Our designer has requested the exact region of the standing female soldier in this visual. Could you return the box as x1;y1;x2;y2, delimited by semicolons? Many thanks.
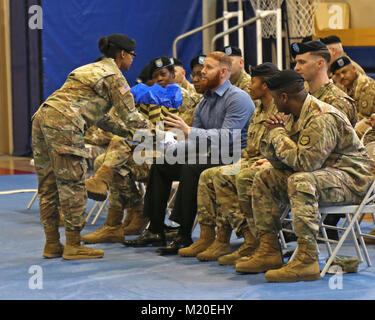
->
32;33;154;260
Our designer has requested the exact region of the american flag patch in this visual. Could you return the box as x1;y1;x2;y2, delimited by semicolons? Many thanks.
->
119;84;130;95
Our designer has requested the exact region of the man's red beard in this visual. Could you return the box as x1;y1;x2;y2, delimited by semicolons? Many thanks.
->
200;70;221;91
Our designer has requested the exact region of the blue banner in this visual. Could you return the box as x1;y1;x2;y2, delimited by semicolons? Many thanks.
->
42;0;202;99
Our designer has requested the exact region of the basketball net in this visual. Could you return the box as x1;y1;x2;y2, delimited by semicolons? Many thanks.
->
249;0;321;39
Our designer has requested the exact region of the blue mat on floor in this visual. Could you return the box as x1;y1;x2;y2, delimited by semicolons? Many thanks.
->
1;174;375;300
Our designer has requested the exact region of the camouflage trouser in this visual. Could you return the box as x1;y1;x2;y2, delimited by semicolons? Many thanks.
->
197;159;259;237
354;118;371;140
85;144;107;171
228;160;272;237
93;136;151;211
31;106;88;231
252;166;364;242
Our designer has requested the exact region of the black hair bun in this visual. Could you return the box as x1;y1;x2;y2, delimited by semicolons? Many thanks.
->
98;37;110;55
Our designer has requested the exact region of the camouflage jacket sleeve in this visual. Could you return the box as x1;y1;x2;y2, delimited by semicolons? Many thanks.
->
93;74;155;137
355;76;375;119
178;88;202;127
261;115;338;172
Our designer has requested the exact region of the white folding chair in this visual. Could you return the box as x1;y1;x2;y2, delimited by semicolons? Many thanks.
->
85;196;109;224
280;180;375;278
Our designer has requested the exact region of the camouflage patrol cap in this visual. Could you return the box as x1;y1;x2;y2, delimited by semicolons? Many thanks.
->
148;56;174;77
330;56;352;74
265;69;304;90
326;255;360;273
321;35;341;45
290;40;328;58
190;55;206;69
222;46;242;57
250;62;280;77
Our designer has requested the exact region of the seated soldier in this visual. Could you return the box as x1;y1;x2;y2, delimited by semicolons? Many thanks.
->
221;46;252;97
321;35;365;87
178;62;282;262
358;114;375;245
136;62;154;86
172;57;196;94
82;56;202;243
330;56;375;138
291;40;357;127
234;70;375;282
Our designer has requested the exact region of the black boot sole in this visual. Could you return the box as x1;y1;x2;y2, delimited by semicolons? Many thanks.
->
87;191;107;202
123;240;166;247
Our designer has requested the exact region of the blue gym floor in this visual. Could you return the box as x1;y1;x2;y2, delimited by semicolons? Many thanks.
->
1;174;375;300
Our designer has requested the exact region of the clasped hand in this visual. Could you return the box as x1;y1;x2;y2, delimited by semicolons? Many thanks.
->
265;113;287;131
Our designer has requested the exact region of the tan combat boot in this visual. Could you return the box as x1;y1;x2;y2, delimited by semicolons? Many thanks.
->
43;227;64;258
58;207;64;227
63;230;104;260
265;239;320;282
123;205;149;235
122;208;136;230
218;230;258;266
85;165;113;201
235;232;283;273
178;224;216;257
196;226;232;261
81;208;124;243
364;228;375;244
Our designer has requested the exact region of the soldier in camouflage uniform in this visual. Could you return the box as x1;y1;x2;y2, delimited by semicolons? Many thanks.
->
330;56;375;139
291;40;360;239
82;56;202;242
357;114;375;244
179;63;281;263
321;35;365;89
176;55;205;127
235;70;375;282
221;46;252;97
172;57;196;94
31;33;158;260
291;40;357;127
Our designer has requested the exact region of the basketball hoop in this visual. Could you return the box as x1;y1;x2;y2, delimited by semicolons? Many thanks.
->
249;0;284;39
285;0;321;39
249;0;320;39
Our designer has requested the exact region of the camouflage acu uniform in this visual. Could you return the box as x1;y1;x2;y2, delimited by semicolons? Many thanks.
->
252;95;375;242
84;125;114;169
31;58;154;231
92;85;201;210
344;74;375;121
311;81;357;127
197;101;282;237
233;70;252;97
93;136;150;211
178;87;202;126
181;78;196;95
331;56;366;90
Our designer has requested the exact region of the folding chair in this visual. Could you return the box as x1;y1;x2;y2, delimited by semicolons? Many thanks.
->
85;196;109;224
280;180;375;278
85;181;147;225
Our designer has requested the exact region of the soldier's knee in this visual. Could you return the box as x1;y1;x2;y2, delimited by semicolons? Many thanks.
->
199;167;217;185
253;166;274;185
287;172;316;197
